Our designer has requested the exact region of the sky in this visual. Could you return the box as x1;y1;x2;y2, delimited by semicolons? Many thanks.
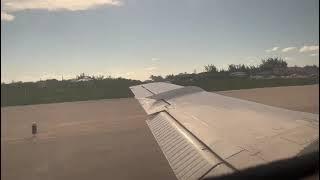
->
1;0;319;82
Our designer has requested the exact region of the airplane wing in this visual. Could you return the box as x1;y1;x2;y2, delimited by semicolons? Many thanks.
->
130;82;319;180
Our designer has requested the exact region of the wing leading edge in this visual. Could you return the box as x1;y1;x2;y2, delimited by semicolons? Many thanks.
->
130;82;319;179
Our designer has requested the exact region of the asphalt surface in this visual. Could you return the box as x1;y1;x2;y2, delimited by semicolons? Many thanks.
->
1;99;176;180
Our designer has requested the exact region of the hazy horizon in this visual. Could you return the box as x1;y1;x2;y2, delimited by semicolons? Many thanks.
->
1;0;319;82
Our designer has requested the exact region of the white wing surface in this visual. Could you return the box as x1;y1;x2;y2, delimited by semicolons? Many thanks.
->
130;82;319;179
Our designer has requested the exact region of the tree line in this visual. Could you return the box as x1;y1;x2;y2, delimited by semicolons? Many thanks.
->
149;57;318;81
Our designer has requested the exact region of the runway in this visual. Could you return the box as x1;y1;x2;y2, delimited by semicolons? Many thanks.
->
1;85;318;180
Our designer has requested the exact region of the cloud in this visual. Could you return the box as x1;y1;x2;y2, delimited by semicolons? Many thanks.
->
282;47;297;52
310;53;319;57
266;46;279;53
145;67;157;71
1;11;15;21
299;45;319;52
151;58;159;62
1;0;122;21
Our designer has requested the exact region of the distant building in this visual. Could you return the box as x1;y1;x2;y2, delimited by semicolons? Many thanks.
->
229;72;248;77
38;81;47;88
70;77;93;82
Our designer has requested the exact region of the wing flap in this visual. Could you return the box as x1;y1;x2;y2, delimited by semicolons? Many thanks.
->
147;112;227;179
